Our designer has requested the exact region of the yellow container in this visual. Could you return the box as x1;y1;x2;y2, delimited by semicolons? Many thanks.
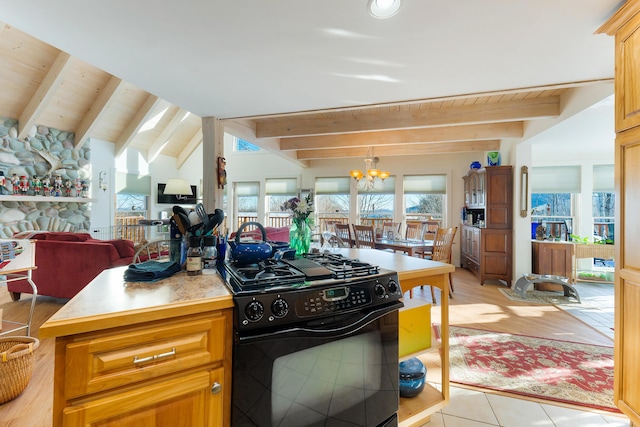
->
398;300;431;357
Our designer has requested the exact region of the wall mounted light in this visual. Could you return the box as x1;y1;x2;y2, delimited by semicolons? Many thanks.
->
98;171;107;192
520;166;529;218
163;178;193;201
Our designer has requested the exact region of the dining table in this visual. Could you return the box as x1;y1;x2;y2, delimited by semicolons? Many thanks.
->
374;238;434;257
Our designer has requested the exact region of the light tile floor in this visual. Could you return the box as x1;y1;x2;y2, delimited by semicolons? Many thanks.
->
422;281;630;426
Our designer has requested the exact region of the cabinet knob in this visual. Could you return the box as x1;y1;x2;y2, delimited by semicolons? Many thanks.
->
211;382;222;394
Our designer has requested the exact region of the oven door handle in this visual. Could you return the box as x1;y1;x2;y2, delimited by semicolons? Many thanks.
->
237;301;403;343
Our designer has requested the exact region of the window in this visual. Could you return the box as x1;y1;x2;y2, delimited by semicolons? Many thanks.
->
403;175;446;223
234;182;259;229
530;166;580;240
593;165;615;242
265;178;297;228
315;177;350;231
235;138;260;152
358;176;395;229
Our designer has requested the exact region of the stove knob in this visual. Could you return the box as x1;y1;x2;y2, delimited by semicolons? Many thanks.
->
387;280;399;294
374;283;386;298
271;298;289;318
245;300;264;322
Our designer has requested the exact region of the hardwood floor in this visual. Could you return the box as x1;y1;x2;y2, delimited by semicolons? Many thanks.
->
0;287;66;427
0;268;614;426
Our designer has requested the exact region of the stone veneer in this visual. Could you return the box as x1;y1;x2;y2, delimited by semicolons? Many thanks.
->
0;117;92;238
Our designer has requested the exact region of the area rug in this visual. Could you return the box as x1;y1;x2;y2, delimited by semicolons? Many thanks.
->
448;326;619;413
498;287;581;305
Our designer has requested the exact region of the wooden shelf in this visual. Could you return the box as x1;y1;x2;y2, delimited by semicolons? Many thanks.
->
399;383;447;426
0;196;95;203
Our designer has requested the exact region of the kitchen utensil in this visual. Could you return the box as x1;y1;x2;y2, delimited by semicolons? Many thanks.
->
268;241;290;256
195;203;209;229
228;222;272;265
188;211;201;226
204;209;225;236
172;211;189;235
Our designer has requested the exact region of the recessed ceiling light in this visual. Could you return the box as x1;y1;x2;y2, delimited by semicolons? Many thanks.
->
368;0;401;19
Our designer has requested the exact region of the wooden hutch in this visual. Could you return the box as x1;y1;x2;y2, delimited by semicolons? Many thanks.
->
460;165;513;285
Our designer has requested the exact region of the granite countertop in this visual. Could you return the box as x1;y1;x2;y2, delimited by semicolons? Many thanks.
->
39;265;233;338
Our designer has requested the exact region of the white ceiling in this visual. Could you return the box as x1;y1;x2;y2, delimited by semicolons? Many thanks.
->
0;0;622;120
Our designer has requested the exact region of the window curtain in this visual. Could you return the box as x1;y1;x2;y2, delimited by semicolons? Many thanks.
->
315;177;351;194
593;165;614;192
265;178;297;195
235;182;259;196
531;166;581;193
357;176;396;194
115;172;151;195
403;175;446;194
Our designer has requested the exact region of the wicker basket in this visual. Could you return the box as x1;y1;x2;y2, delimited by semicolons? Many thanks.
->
0;336;39;404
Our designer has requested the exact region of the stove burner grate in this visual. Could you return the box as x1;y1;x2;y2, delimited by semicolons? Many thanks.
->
305;253;379;279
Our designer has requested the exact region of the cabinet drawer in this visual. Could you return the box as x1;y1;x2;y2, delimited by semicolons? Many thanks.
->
64;315;226;399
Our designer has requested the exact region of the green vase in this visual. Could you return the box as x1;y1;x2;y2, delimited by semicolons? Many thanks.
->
290;218;311;256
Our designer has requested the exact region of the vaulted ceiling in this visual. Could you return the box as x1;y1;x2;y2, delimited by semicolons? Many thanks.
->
0;1;619;168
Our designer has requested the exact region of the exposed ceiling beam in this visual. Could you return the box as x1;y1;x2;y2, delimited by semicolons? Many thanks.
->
177;128;203;169
17;51;73;140
256;97;560;138
115;94;161;157
280;122;523;151
75;75;124;149
148;107;188;161
297;140;501;159
223;118;311;167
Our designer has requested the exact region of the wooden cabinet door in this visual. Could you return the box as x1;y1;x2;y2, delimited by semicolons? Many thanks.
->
485;166;512;229
599;4;640;423
62;368;224;427
471;227;480;260
614;11;640;132
615;127;640;424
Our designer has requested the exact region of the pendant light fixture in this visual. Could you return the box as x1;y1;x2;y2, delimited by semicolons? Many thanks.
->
350;147;390;191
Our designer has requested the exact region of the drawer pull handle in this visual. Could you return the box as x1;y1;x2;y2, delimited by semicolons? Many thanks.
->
211;382;222;394
133;348;176;365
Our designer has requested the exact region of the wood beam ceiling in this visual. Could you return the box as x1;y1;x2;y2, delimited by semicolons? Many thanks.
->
296;140;501;160
280;122;523;151
17;51;73;140
255;96;560;138
115;94;161;157
75;75;124;149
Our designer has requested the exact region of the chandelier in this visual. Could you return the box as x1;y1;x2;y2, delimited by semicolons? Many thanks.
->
349;147;390;191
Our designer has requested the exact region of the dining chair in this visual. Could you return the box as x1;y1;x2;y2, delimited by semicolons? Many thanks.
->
414;226;457;304
422;220;440;240
405;222;425;241
352;224;376;249
382;221;401;239
334;223;354;247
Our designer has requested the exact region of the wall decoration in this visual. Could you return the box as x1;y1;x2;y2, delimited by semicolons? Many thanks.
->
217;156;227;189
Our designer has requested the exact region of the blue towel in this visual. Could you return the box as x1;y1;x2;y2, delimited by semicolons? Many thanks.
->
124;260;182;282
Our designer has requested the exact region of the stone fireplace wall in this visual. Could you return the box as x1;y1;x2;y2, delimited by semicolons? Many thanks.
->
0;117;92;238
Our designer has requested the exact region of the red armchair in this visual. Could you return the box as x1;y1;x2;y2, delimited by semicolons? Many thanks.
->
7;232;134;301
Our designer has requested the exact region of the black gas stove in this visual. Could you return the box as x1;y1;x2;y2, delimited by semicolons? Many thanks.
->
219;252;401;332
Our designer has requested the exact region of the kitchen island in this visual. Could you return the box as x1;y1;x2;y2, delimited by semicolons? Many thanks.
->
39;267;234;427
335;248;454;427
40;249;453;427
